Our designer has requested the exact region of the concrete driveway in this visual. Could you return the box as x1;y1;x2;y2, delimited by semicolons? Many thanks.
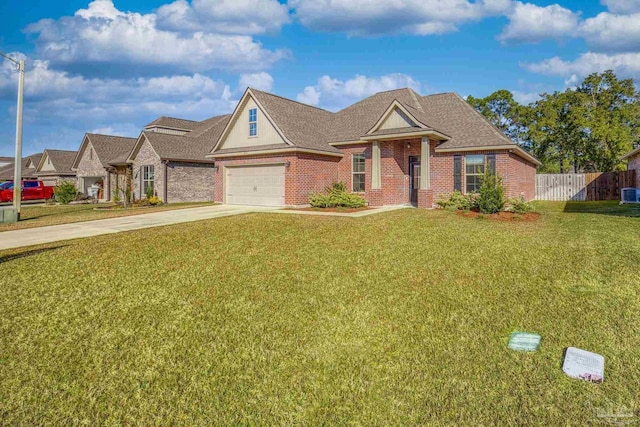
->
0;204;276;251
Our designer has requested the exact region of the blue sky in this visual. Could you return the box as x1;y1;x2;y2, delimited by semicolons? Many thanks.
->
0;0;639;156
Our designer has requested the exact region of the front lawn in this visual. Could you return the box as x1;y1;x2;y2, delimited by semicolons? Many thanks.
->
0;202;216;232
1;201;638;425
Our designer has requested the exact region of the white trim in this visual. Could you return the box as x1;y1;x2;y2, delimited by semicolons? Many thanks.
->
207;147;343;159
329;140;369;146
371;141;381;190
351;152;366;193
211;89;294;153
435;145;541;166
360;129;448;141
365;100;427;135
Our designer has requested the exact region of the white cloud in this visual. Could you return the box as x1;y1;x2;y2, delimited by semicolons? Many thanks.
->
497;1;580;44
601;0;640;14
289;0;511;36
25;0;289;75
156;0;290;35
238;72;274;92
579;12;640;52
296;73;422;110
522;52;640;78
297;86;321;105
0;54;244;156
511;90;541;104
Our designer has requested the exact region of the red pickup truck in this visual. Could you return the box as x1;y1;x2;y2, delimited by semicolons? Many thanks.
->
0;180;55;202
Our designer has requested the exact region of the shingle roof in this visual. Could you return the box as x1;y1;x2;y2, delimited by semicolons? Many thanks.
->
38;150;77;175
83;134;137;167
25;153;42;169
621;146;640;160
0;153;44;180
144;116;201;131
415;93;516;150
327;88;427;143
367;127;431;137
0;163;14;180
250;89;341;154
140;131;214;162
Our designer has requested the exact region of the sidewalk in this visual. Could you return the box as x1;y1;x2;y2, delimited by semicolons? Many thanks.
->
0;205;274;251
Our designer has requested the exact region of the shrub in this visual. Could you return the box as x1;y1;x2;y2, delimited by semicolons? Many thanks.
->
145;185;154;200
53;181;77;205
112;188;121;203
148;196;162;206
476;172;505;214
436;190;477;211
309;182;367;208
507;198;534;215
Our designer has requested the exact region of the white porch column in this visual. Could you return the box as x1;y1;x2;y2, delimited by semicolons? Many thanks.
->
372;140;381;190
420;137;430;189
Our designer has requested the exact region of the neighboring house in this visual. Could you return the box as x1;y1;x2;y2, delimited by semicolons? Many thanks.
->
621;147;640;188
35;149;77;186
0;153;42;181
205;88;539;208
143;116;202;135
71;133;137;201
126;115;230;202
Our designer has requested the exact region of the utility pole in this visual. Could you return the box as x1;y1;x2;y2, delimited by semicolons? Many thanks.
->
1;53;25;220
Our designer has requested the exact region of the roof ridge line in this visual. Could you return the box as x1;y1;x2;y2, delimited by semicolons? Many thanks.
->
251;88;334;114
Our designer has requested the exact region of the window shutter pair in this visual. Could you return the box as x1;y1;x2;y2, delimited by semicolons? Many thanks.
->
453;154;496;192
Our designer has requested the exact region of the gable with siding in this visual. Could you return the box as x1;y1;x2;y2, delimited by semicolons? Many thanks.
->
217;95;287;150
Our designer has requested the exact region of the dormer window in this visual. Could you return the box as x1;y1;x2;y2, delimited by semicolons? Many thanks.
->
249;108;257;137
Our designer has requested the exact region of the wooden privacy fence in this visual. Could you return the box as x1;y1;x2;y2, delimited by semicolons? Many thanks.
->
536;170;636;201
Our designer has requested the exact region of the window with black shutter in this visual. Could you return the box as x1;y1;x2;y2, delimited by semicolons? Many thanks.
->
453;155;462;192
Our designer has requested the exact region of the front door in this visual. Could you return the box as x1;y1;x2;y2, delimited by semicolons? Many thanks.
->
409;156;420;206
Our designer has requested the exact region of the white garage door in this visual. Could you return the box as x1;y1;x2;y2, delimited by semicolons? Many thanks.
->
226;164;285;206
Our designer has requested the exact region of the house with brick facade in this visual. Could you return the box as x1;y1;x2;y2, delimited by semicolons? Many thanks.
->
35;149;77;186
125;114;230;203
204;88;539;208
621;147;640;188
71;134;137;201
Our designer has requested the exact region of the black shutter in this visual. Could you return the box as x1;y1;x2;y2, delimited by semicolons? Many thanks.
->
453;155;462;192
486;154;496;175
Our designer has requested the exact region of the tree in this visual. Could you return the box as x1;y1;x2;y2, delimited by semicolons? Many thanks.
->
576;70;640;171
467;90;530;144
469;71;640;173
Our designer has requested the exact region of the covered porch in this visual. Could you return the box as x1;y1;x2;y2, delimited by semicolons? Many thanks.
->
362;130;446;208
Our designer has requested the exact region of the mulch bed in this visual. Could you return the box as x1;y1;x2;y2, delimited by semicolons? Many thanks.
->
288;207;372;213
456;210;540;222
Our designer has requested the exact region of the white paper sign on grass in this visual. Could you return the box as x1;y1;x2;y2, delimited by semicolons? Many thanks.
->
508;332;541;352
562;347;604;383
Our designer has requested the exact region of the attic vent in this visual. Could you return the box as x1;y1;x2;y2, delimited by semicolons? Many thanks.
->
621;188;640;204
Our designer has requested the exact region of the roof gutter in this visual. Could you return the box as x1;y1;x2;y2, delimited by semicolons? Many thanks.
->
621;146;640;161
206;147;343;159
360;129;449;142
435;144;542;166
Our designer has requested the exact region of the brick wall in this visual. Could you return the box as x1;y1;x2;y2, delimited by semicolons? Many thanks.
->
75;141;109;200
166;162;216;203
212;153;340;206
132;139;164;201
628;153;640;188
211;143;537;207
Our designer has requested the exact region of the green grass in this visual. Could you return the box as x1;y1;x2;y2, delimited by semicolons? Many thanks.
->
0;202;216;232
1;201;639;425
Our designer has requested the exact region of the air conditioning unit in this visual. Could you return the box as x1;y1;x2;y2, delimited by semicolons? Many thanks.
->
621;188;640;204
